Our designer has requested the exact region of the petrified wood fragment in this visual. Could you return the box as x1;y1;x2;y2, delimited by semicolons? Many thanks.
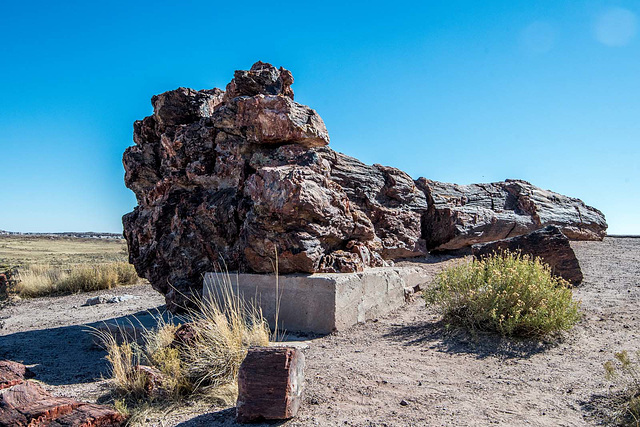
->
472;225;584;284
236;347;305;423
0;373;124;427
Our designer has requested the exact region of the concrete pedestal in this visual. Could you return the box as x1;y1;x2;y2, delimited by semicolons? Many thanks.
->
203;266;431;334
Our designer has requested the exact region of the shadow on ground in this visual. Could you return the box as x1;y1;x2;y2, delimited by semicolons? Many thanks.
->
578;391;623;426
0;306;170;386
175;408;287;427
383;319;554;360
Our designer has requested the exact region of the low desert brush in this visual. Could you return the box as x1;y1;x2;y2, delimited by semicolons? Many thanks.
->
14;262;138;297
424;251;581;338
94;274;270;415
605;350;640;426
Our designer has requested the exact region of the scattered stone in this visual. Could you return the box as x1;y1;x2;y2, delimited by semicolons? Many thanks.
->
122;61;607;310
471;225;584;284
400;399;409;406
236;346;305;423
84;294;137;306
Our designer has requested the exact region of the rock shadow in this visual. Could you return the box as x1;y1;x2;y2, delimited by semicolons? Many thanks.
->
383;319;554;360
175;408;287;426
578;391;626;426
0;306;171;386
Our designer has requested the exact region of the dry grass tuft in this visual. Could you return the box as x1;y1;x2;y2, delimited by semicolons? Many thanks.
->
425;251;581;338
14;262;139;297
605;350;640;426
93;272;270;423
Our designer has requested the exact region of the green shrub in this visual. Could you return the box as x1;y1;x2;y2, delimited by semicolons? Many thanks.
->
605;350;640;426
424;251;581;338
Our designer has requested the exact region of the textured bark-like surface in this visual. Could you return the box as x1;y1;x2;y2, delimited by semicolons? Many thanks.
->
472;225;584;284
0;361;34;390
417;178;607;251
122;61;607;310
236;346;305;423
0;380;124;427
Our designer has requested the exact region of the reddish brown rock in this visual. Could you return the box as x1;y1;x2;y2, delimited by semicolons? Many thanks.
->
0;360;34;390
0;378;124;426
132;365;166;399
0;382;78;426
46;403;126;426
236;347;305;423
170;323;197;349
472;225;584;284
122;61;607;310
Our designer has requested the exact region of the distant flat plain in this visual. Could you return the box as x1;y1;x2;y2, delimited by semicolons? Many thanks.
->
0;235;129;267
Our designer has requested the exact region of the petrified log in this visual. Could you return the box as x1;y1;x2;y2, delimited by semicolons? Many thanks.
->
122;61;607;310
0;377;124;426
236;347;305;423
417;179;607;251
472;225;583;284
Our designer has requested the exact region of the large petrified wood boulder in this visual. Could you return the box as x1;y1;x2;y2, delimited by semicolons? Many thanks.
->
472;225;583;284
122;61;607;309
236;347;305;423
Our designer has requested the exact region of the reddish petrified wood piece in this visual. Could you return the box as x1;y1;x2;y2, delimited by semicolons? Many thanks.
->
0;360;34;390
45;403;126;426
472;225;584;284
236;346;305;423
0;379;124;426
133;365;166;399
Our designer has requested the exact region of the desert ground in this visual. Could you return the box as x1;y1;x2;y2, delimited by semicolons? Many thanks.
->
0;236;638;426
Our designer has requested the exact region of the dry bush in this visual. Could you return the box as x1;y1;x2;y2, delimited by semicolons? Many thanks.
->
425;251;581;338
14;262;139;297
94;274;270;419
605;350;640;426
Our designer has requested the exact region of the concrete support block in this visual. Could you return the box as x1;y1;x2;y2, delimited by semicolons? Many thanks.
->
203;266;430;334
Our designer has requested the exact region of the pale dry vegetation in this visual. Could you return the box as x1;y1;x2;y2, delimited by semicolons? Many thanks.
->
14;262;139;297
0;235;140;298
93;275;270;421
605;350;640;426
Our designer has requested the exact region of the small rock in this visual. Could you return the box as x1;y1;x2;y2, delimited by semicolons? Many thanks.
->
400;400;409;406
84;294;137;306
134;365;167;399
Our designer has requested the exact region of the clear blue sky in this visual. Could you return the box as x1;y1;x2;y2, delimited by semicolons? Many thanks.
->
1;0;638;234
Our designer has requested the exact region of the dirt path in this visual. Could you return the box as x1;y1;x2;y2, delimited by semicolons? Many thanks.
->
1;238;638;426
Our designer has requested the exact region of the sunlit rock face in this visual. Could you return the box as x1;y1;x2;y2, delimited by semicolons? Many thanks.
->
123;61;607;310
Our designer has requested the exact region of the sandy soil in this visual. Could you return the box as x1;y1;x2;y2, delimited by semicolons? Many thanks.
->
1;237;638;426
